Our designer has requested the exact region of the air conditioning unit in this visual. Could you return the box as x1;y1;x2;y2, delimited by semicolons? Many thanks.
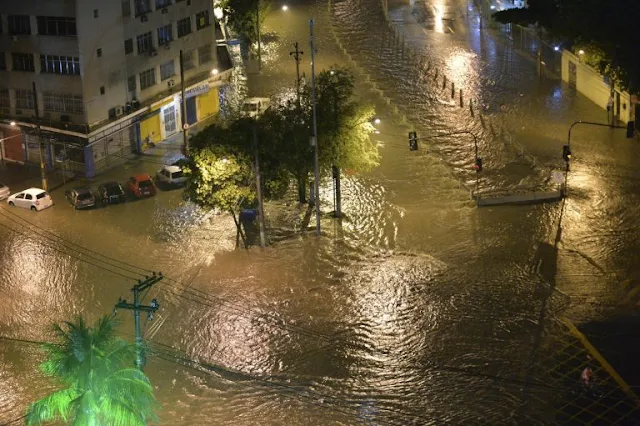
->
124;102;132;114
131;99;141;110
167;79;175;88
161;7;168;14
115;106;124;117
149;48;158;57
140;14;148;22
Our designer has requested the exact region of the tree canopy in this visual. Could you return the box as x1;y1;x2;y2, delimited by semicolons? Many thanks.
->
221;0;271;44
493;0;640;92
184;66;379;216
26;316;158;426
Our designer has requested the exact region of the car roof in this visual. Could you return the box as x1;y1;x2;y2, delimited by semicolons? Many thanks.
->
163;165;182;173
101;181;121;187
133;173;152;181
22;187;47;194
244;97;270;104
72;186;92;194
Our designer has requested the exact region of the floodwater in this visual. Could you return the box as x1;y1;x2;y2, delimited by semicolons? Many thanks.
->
2;0;640;424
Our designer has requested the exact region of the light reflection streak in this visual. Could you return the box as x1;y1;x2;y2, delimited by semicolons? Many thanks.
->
433;2;444;34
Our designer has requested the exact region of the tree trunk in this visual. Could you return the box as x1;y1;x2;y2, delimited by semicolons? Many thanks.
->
297;176;306;204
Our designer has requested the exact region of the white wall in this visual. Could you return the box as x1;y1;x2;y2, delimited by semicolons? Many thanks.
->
561;50;632;124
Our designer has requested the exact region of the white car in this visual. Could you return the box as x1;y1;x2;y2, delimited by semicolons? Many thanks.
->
155;165;187;186
0;182;9;200
242;97;270;118
7;187;53;211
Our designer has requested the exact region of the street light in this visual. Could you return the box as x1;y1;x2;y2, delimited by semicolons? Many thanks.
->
211;68;219;75
578;49;585;55
282;5;288;11
9;121;16;126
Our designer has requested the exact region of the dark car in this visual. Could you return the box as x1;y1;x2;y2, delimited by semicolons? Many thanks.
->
128;174;156;198
97;181;126;205
64;187;96;210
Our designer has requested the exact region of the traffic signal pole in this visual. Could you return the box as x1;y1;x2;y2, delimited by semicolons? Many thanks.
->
114;273;162;370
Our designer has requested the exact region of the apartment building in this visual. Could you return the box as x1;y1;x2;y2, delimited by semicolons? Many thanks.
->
0;0;231;177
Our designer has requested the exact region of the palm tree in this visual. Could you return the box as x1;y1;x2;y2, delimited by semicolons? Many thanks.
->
26;315;158;426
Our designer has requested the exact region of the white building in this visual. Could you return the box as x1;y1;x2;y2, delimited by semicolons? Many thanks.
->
0;0;231;176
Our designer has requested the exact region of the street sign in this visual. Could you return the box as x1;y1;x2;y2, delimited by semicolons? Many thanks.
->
227;39;241;46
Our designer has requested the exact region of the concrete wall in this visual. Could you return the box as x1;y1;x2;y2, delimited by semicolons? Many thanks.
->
561;50;633;124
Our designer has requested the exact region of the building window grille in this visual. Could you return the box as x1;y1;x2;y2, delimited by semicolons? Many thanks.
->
136;32;153;54
12;53;35;72
198;44;212;64
140;68;156;90
134;0;152;16
177;17;191;38
15;89;34;110
160;60;175;81
196;11;209;30
8;15;31;35
0;90;9;109
183;49;195;70
157;24;173;45
40;55;80;75
43;92;84;114
37;16;77;36
156;0;172;8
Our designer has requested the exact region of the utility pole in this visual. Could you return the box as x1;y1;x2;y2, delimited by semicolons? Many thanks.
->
290;42;304;108
32;82;48;191
310;19;321;236
114;273;162;370
252;123;266;247
256;0;261;70
179;50;189;156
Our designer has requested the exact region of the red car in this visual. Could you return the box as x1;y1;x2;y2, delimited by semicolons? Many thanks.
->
128;174;156;198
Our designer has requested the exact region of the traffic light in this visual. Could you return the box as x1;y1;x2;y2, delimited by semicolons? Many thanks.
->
627;121;635;138
409;131;418;151
562;145;571;162
474;157;483;172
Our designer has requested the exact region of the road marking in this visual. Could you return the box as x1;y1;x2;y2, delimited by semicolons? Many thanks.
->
562;317;640;407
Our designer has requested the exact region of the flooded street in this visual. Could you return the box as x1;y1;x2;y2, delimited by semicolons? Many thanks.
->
1;0;640;424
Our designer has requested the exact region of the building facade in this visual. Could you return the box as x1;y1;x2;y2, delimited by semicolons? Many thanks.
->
0;0;230;177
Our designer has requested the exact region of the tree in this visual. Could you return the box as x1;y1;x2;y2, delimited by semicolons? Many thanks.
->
222;0;271;45
26;316;158;426
493;0;640;93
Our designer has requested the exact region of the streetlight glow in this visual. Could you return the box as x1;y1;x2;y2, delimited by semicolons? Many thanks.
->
282;5;288;11
211;68;219;75
10;121;16;126
578;49;585;55
554;46;560;52
374;118;381;125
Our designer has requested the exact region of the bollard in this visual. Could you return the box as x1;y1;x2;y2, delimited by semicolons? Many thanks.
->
460;89;463;107
442;75;447;90
451;82;455;99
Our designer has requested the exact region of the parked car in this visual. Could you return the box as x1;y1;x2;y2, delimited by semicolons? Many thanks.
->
97;181;126;205
242;97;270;118
65;186;96;210
155;165;187;186
128;174;156;198
0;182;9;200
7;188;53;211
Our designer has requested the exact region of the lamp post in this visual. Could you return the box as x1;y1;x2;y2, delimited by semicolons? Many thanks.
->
256;1;261;70
310;19;320;236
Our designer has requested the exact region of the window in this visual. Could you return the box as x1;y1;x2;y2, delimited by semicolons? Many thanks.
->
8;15;31;35
36;17;77;36
160;60;174;80
12;53;35;72
156;0;171;8
177;17;191;38
157;24;172;45
40;55;80;75
136;32;153;54
122;0;131;17
196;11;209;30
0;53;5;71
96;48;102;57
0;90;9;109
134;0;152;16
94;9;99;18
140;68;156;90
15;89;34;109
100;86;105;95
128;75;137;92
198;44;212;64
124;38;133;54
42;92;84;114
183;49;195;70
